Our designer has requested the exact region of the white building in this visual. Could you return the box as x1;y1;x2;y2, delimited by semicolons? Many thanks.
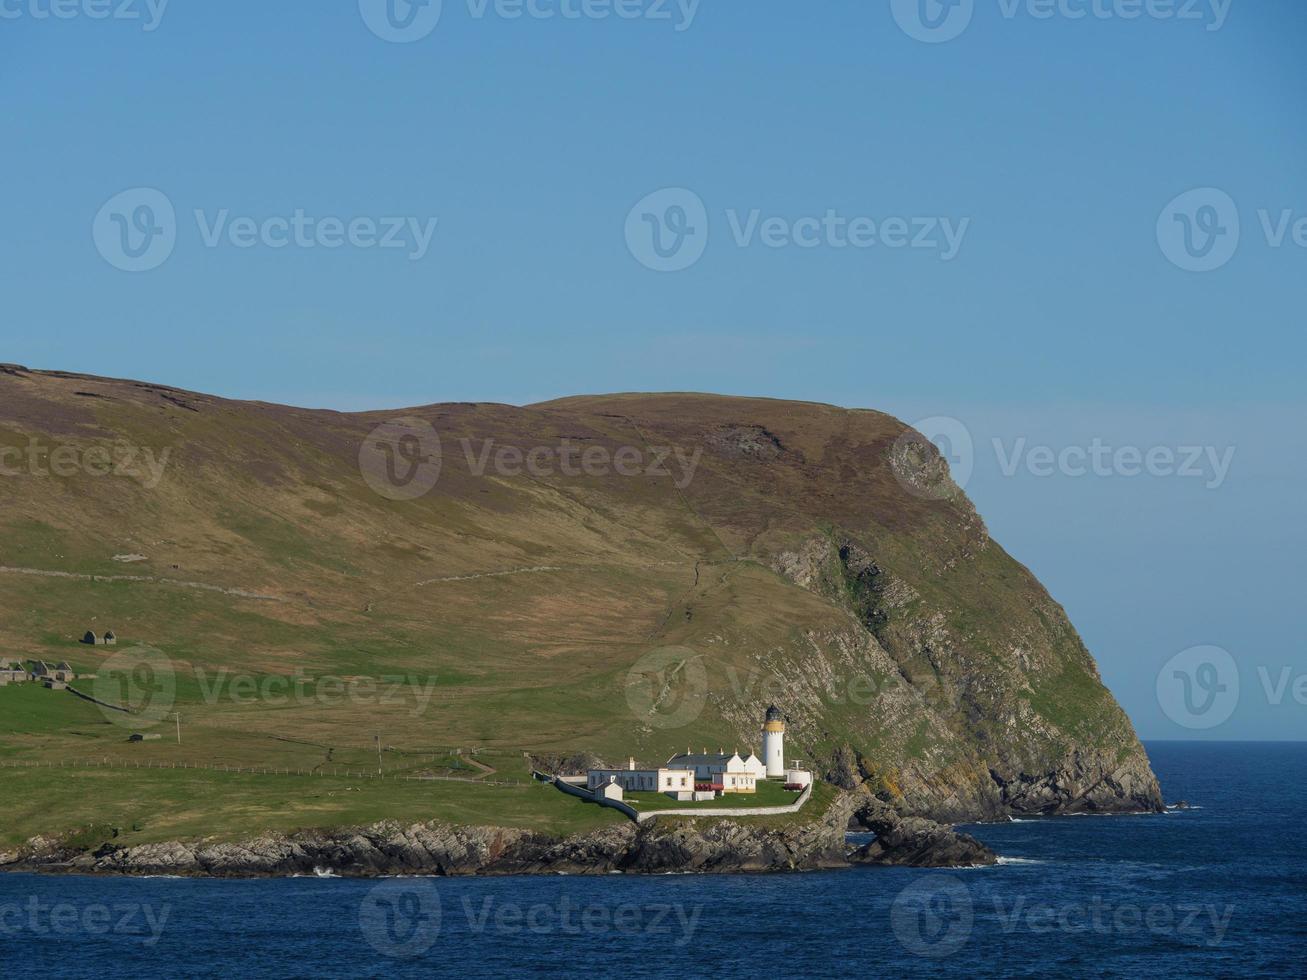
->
664;749;760;794
586;708;810;802
586;758;696;798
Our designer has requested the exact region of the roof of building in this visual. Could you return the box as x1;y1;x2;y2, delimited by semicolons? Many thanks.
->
765;704;784;722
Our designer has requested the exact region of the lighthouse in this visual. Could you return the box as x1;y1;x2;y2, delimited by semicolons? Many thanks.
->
762;704;785;778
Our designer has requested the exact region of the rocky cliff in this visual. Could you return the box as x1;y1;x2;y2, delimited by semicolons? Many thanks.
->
762;533;1162;820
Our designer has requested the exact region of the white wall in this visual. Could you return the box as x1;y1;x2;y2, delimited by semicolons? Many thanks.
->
764;730;784;777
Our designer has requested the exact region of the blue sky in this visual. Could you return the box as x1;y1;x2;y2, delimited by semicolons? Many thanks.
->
3;1;1304;739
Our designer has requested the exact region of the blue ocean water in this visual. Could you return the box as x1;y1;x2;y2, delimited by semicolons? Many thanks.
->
2;742;1303;979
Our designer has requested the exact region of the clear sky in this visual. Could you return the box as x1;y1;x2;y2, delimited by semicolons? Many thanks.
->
3;1;1304;739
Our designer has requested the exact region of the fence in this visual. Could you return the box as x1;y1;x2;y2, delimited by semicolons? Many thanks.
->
637;781;813;821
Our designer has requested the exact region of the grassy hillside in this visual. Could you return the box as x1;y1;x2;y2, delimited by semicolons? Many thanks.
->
0;366;1161;845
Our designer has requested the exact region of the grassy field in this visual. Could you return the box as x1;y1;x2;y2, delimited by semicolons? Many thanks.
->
0;683;534;779
0;683;585;849
643;781;840;830
0;766;622;850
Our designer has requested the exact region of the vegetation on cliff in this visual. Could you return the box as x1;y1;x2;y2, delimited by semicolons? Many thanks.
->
0;367;1161;854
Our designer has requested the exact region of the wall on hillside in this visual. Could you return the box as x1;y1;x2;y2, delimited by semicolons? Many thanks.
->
638;783;812;823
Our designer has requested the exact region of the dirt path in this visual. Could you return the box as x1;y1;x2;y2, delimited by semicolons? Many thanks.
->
0;564;284;602
413;559;686;588
455;750;497;779
413;565;565;586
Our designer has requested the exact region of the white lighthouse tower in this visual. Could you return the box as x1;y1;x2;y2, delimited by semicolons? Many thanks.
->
762;704;785;778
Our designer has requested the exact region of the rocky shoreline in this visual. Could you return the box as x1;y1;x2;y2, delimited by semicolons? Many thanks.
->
0;789;997;878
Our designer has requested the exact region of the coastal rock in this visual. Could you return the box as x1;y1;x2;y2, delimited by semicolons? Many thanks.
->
851;818;995;868
11;788;993;878
618;792;854;873
847;791;997;868
989;752;1162;815
63;817;845;878
2;835;79;868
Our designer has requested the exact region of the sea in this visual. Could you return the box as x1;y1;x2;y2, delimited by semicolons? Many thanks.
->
2;741;1303;978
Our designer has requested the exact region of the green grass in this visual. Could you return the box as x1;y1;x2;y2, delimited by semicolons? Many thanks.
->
904;717;932;760
0;766;622;850
623;777;806;812
0;685;611;850
0;685;526;780
0;682;109;735
649;781;839;830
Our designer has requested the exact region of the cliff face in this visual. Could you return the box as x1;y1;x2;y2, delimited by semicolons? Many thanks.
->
763;534;1162;820
0;370;1161;839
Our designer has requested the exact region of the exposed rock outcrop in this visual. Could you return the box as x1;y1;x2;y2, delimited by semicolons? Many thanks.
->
2;789;995;878
989;752;1162;815
850;818;995;868
767;533;1164;821
526;752;612;776
847;790;996;868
